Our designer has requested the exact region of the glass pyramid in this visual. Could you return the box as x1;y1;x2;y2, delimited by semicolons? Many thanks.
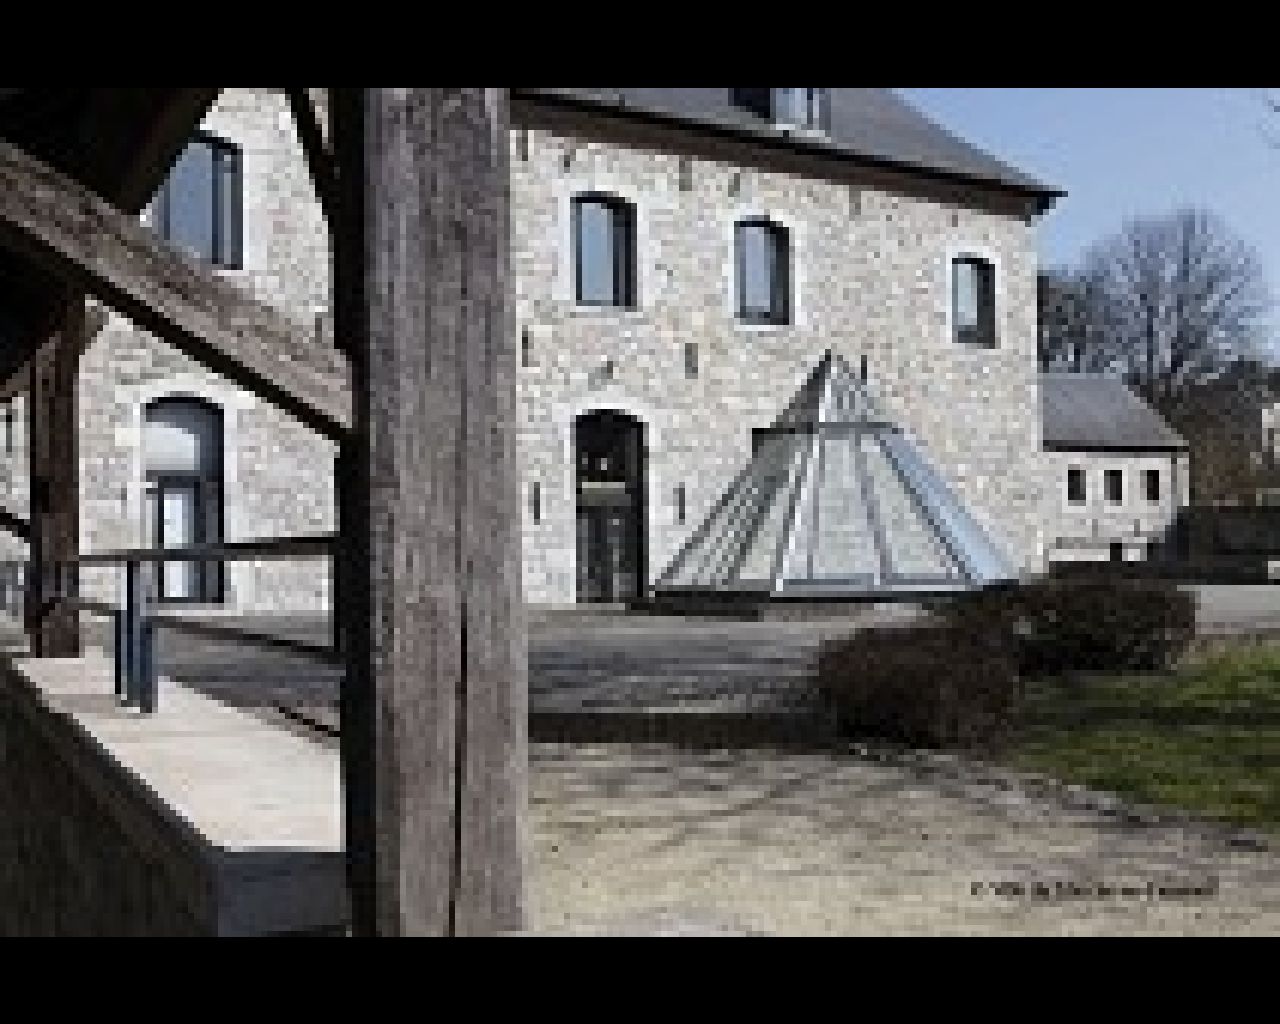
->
654;349;1016;599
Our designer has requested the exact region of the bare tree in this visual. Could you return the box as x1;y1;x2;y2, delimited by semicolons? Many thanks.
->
1037;266;1122;373
1074;208;1271;402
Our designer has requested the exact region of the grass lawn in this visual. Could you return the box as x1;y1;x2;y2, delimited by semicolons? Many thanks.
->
1007;645;1280;833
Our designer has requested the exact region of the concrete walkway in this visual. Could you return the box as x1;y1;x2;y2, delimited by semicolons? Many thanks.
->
529;743;1280;936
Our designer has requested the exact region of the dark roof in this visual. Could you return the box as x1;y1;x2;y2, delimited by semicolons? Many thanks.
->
516;88;1062;208
1041;373;1187;452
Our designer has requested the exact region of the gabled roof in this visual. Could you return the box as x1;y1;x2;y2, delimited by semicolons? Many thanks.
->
1041;373;1188;452
516;88;1062;209
654;350;1017;600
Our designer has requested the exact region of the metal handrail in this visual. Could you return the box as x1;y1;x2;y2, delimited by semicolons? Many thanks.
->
2;535;336;714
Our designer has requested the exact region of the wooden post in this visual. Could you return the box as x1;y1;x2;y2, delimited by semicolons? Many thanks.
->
333;88;526;936
25;295;82;657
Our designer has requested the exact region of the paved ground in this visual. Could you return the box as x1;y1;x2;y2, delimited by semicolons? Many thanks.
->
7;606;1280;935
529;743;1280;935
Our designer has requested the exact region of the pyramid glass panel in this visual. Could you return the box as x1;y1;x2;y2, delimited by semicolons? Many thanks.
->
654;349;1016;600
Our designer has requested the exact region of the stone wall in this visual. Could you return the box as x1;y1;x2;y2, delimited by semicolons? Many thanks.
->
512;124;1047;603
0;668;208;934
0;656;346;936
0;89;1051;611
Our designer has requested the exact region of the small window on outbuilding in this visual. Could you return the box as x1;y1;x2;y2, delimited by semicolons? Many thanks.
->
1143;468;1161;502
1104;468;1123;505
1067;466;1086;504
952;255;996;347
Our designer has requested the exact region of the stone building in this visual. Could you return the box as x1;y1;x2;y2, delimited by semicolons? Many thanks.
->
0;87;1063;610
1041;372;1190;563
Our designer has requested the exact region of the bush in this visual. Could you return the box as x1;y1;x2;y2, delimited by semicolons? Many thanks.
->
816;622;1023;751
936;575;1197;676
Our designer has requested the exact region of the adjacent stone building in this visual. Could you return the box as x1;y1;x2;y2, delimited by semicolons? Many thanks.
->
0;87;1065;610
1041;372;1190;563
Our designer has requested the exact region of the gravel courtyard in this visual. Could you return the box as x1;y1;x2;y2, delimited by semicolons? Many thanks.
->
529;742;1280;936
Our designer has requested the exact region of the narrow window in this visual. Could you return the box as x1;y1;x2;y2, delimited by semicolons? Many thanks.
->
154;133;243;269
521;326;533;367
675;484;686;524
573;195;636;307
1067;466;1086;504
3;403;11;455
1104;468;1123;504
684;342;698;379
1143;468;1161;502
736;219;790;324
952;256;996;347
530;481;541;525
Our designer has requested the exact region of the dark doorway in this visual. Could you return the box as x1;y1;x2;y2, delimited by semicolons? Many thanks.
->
575;411;646;604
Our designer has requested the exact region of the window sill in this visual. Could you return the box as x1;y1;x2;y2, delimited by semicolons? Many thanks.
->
733;319;793;334
568;303;646;320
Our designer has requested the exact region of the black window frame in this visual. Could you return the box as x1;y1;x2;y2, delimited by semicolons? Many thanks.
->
572;194;637;308
154;131;244;270
951;255;997;348
1143;468;1161;502
1104;468;1124;505
735;218;791;325
1066;466;1086;504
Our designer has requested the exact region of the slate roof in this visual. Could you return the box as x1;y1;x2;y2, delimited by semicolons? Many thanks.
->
1041;373;1188;452
516;88;1062;207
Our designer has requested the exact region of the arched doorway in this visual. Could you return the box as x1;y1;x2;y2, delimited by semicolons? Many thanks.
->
575;410;646;604
143;397;225;603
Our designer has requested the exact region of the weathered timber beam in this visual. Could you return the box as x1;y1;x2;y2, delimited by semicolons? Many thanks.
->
337;88;526;936
285;88;337;228
0;138;351;440
25;298;81;656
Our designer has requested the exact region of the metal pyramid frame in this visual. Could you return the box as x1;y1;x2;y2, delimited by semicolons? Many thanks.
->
654;349;1016;600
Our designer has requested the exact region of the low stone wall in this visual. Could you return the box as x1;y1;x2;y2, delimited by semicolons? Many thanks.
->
0;655;345;936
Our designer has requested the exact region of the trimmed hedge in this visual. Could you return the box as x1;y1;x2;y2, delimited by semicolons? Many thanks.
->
936;575;1197;675
816;622;1022;751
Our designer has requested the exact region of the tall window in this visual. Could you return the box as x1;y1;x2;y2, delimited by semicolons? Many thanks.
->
736;219;790;324
143;398;225;604
1104;468;1123;505
573;195;636;307
952;256;996;347
1067;466;1086;504
1143;468;1161;502
154;133;243;269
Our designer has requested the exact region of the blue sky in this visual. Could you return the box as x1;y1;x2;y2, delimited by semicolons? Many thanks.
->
899;88;1280;340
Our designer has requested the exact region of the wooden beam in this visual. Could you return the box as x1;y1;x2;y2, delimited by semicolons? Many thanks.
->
0;138;351;440
336;88;526;936
25;297;81;656
285;89;337;229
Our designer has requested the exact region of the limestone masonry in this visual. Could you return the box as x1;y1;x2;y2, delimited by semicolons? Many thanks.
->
0;88;1056;609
